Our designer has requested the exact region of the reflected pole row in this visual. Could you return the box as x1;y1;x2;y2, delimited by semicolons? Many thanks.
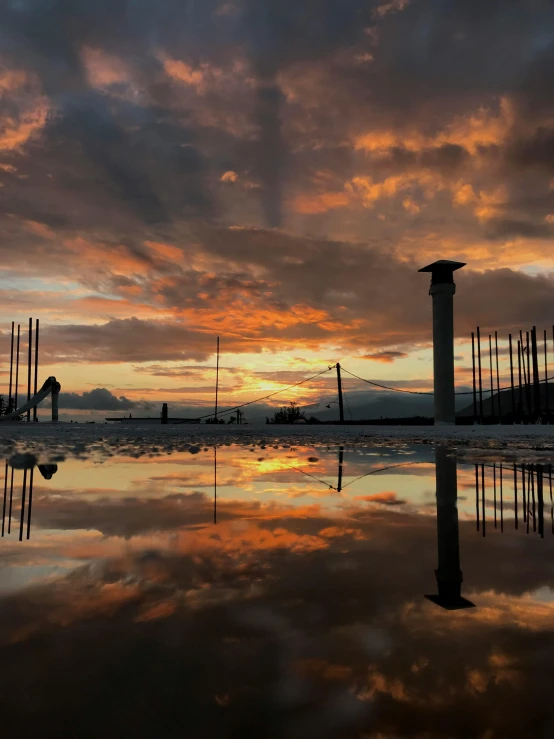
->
1;461;57;540
474;462;553;538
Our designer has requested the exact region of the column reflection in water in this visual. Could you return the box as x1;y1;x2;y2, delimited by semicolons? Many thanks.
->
425;446;475;610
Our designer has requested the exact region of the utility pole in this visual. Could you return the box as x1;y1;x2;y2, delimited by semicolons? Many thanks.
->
215;336;220;422
337;446;344;492
336;363;344;423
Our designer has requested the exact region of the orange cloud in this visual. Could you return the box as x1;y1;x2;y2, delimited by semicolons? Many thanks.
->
145;240;183;262
293;191;351;214
355;97;515;156
0;101;48;151
347;171;443;209
161;57;220;93
221;170;239;183
135;600;176;622
81;47;131;89
62;237;150;275
0;68;49;151
373;0;411;19
23;220;57;239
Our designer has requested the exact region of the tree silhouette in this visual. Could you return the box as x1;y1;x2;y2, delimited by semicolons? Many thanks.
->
270;402;306;424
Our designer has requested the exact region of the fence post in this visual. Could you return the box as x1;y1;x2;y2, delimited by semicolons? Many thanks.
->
419;260;466;425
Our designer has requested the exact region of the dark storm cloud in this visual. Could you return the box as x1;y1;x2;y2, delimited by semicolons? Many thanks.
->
1;0;553;235
57;387;153;411
0;0;214;227
41;318;228;363
507;127;554;175
362;351;409;363
485;218;554;240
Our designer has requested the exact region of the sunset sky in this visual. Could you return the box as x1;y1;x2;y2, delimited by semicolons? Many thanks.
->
2;0;554;419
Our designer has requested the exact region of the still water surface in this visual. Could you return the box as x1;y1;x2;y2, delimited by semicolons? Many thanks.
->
1;443;553;738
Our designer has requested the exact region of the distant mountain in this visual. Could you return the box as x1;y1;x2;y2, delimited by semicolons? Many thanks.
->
458;383;554;420
309;389;474;421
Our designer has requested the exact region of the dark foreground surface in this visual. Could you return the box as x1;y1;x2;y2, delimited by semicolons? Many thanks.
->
1;441;553;738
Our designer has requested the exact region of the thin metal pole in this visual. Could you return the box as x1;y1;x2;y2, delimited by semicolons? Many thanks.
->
8;321;14;411
213;446;217;525
15;324;20;411
500;463;504;533
475;464;480;531
481;464;486;537
27;317;32;422
526;331;532;423
548;464;554;534
531;466;536;533
33;318;39;422
214;336;219;422
520;330;527;421
26;466;34;539
544;329;550;424
518;340;523;423
493;463;497;528
522;463;527;524
489;335;495;421
527;467;532;534
7;466;13;533
477;326;480;423
2;461;7;536
19;468;27;541
514;464;518;530
537;464;544;539
495;331;502;422
471;332;477;424
509;334;515;423
531;327;541;422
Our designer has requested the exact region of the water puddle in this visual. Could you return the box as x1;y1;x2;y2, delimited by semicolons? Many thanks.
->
1;442;553;737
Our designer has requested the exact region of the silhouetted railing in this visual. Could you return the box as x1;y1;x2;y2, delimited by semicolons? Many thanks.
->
474;462;553;536
471;325;554;424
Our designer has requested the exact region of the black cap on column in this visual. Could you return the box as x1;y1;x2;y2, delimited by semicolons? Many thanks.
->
419;260;466;285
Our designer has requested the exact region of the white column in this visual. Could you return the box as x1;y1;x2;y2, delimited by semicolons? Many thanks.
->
431;282;456;425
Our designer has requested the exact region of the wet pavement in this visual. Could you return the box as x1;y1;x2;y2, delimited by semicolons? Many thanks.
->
0;442;553;738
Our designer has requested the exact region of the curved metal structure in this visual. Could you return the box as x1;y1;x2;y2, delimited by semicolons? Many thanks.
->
0;376;61;422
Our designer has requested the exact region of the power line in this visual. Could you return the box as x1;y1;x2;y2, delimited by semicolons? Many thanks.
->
341;366;554;398
344;389;353;421
340;460;426;490
189;367;334;422
341;367;434;395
